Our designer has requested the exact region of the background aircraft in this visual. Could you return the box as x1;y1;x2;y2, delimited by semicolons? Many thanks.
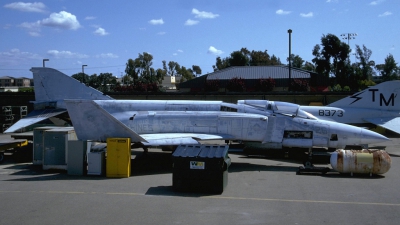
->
299;81;400;135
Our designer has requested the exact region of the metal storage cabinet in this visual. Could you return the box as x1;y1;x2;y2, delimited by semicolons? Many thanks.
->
88;151;105;175
106;138;131;178
33;126;58;165
67;140;87;175
172;145;231;194
42;127;77;170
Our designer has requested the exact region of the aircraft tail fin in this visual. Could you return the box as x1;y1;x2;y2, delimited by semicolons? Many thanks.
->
31;67;113;103
328;81;400;110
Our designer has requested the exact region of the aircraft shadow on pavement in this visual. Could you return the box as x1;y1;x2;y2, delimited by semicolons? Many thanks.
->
2;149;387;181
145;186;223;197
130;151;173;176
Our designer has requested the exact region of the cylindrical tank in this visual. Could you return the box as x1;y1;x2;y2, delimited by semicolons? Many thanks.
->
330;149;391;175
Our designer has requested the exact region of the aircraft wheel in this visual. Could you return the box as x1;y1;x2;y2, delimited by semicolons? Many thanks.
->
0;152;4;163
303;160;313;168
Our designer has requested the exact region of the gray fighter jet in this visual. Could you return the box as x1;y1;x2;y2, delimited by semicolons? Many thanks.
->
5;67;388;154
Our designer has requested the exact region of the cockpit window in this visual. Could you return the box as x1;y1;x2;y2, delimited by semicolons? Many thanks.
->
297;110;318;120
220;106;237;112
273;101;299;115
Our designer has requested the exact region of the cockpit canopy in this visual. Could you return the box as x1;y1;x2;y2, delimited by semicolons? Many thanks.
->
237;100;317;120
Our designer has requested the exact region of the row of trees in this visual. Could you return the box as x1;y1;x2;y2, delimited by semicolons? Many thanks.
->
71;33;398;92
210;34;398;91
72;52;202;92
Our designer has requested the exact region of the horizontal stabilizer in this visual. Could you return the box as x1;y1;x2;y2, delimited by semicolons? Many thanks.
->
65;100;146;142
363;117;400;135
4;108;66;133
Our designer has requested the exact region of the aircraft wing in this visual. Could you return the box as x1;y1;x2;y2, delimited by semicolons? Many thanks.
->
4;108;67;133
140;133;234;146
363;117;400;135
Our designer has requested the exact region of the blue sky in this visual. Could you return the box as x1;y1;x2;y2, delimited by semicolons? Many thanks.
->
1;0;398;78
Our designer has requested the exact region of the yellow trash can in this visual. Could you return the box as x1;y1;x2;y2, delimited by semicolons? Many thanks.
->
106;138;131;178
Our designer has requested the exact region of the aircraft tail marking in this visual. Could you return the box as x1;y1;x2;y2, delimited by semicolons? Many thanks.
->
329;81;400;110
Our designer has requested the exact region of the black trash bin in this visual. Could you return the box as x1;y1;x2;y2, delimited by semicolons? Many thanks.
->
172;145;231;194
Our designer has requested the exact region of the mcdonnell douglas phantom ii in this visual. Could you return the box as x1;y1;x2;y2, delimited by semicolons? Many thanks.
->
5;67;388;160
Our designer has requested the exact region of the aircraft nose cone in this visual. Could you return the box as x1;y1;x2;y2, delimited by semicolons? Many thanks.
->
361;129;389;144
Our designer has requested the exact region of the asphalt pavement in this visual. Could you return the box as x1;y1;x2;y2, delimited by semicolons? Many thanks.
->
0;133;399;225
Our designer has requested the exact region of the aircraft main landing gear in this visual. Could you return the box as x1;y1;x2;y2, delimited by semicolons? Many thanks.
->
296;148;330;175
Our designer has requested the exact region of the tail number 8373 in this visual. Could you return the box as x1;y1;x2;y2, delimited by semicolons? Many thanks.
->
319;109;344;117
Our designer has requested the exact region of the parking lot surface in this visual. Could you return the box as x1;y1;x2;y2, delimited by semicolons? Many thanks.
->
1;134;399;225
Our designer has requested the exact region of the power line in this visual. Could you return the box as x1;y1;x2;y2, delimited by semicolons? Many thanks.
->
0;64;126;72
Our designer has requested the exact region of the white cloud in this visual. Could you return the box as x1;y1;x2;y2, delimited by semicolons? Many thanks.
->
185;19;199;26
94;27;109;36
207;46;223;55
370;0;385;5
326;0;338;3
157;31;166;35
19;11;81;35
378;11;392;17
173;49;183;56
3;24;12;29
28;31;40;37
85;16;96;20
300;12;313;18
20;21;41;36
0;48;41;66
41;11;81;30
276;9;291;15
47;50;89;59
20;21;40;29
148;19;164;25
4;2;46;13
96;53;118;58
192;8;219;19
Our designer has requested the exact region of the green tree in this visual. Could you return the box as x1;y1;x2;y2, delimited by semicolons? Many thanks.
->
303;61;315;72
354;44;375;80
178;66;195;83
229;50;250;67
213;48;282;71
213;56;230;71
163;61;180;77
125;58;140;84
270;55;282;65
97;73;116;92
71;72;89;84
287;54;304;68
191;65;202;77
376;54;398;81
250;50;271;66
312;34;351;86
136;52;154;82
88;74;99;88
